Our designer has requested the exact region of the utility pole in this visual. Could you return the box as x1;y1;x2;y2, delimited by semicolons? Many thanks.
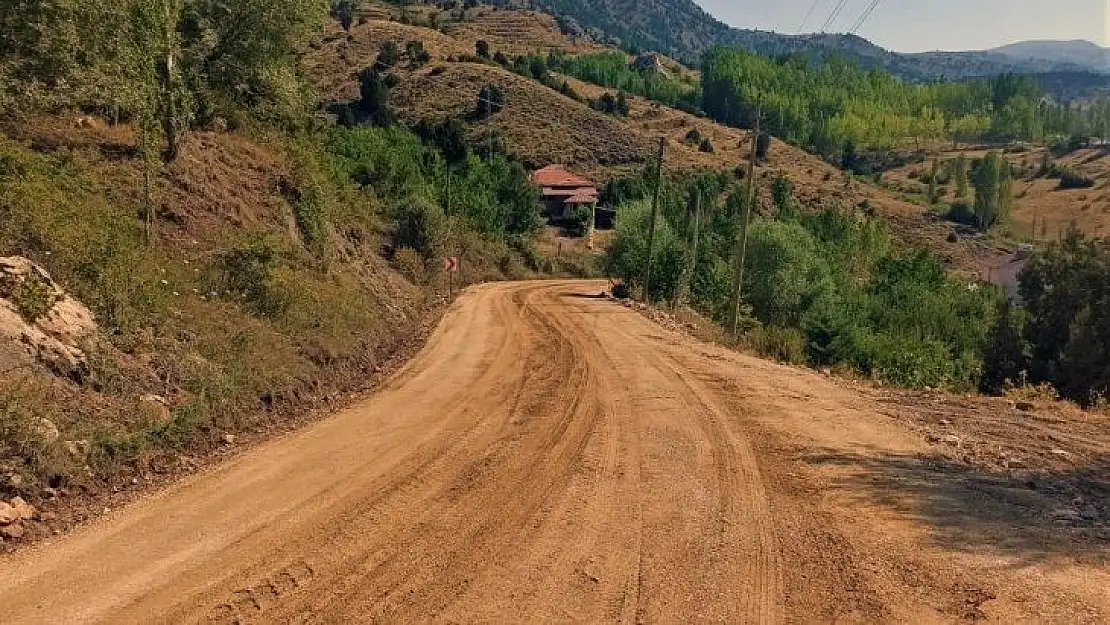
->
641;137;666;303
730;102;762;338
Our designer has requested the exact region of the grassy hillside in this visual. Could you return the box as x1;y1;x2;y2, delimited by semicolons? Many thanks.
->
0;0;616;537
885;146;1110;241
304;14;1005;274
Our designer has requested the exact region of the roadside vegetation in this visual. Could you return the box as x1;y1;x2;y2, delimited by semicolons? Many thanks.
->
607;170;1000;391
0;0;564;505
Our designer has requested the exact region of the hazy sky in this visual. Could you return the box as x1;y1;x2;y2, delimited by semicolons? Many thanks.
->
694;0;1109;52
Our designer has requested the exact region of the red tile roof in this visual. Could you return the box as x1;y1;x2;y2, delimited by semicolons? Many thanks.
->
531;164;595;189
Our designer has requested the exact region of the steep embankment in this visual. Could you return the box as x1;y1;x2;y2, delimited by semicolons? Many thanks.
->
0;113;466;547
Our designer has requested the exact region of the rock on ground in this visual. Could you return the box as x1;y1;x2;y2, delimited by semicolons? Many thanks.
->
0;256;97;380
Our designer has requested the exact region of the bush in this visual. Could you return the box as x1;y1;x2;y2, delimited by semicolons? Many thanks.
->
10;273;57;323
392;196;445;260
218;237;291;320
1056;167;1095;190
475;39;491;60
567;204;593;237
748;325;806;365
945;200;977;226
755;132;771;160
698;137;714;153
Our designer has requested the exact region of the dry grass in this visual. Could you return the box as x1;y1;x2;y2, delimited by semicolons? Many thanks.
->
443;8;606;56
886;146;1110;240
390;62;657;176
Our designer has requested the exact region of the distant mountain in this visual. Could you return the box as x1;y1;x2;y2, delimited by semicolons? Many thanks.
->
989;40;1110;73
524;0;1110;86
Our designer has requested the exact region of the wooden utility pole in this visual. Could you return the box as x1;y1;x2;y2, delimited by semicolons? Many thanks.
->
641;137;666;303
730;103;762;338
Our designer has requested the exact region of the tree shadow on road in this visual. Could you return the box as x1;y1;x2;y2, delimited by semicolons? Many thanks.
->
802;450;1110;566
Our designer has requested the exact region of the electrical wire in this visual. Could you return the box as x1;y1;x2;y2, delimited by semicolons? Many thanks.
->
797;0;824;34
848;0;883;35
818;0;852;33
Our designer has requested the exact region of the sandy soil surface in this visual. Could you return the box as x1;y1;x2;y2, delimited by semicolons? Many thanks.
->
0;281;1107;623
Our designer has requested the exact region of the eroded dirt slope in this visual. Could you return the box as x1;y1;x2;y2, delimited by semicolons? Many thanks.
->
1;281;1106;623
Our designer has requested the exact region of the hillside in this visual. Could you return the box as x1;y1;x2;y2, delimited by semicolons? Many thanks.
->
304;11;1010;275
885;146;1110;241
991;40;1110;73
527;0;1099;82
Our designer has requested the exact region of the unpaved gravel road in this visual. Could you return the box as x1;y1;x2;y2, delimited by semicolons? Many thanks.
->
1;280;1107;623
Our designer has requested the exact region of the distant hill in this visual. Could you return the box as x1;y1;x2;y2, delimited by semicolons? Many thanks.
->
522;0;1106;84
989;40;1110;73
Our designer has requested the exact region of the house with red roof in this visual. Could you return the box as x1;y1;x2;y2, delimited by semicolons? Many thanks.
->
531;165;599;222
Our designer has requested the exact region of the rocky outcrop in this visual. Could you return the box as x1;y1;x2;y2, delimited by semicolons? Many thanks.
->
0;496;37;542
0;257;97;380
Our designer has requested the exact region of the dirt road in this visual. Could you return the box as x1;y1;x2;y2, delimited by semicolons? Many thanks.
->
1;281;1107;623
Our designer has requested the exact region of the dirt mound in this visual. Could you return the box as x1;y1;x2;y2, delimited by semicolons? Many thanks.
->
0;257;97;380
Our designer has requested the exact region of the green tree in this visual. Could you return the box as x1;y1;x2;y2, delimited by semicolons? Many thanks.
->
981;300;1029;394
331;0;357;31
951;155;970;199
972;152;1012;230
358;69;395;127
771;172;794;218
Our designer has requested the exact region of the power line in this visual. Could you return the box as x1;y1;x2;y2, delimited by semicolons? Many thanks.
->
848;0;883;35
818;0;851;33
799;0;825;34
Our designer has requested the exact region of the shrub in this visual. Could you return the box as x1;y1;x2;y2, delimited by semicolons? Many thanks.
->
392;196;445;259
756;132;771;160
698;137;714;153
11;273;57;323
218;237;291;320
1056;167;1095;190
394;247;427;284
748;325;806;365
945;200;977;227
567;204;594;237
771;172;793;218
406;41;431;68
